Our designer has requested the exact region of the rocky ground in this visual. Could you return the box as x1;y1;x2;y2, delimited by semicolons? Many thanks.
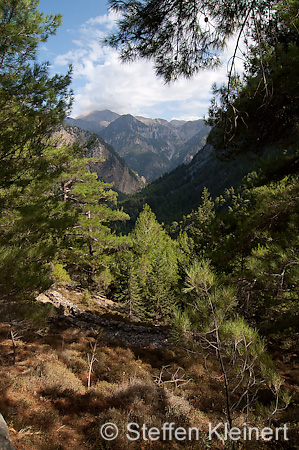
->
37;288;171;348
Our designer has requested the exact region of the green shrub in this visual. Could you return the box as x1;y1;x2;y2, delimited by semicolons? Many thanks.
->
52;263;72;285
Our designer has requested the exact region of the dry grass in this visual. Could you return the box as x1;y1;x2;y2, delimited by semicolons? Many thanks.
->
0;321;298;450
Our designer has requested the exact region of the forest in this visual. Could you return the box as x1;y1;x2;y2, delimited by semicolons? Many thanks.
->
0;1;298;449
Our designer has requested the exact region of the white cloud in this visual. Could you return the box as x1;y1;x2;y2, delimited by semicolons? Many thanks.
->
55;12;245;121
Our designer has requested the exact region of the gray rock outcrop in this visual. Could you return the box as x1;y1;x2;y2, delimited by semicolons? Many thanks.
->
37;290;170;348
0;414;15;450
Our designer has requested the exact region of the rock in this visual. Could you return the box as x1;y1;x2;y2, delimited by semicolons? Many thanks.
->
0;437;16;450
38;288;171;348
0;415;9;439
0;414;15;450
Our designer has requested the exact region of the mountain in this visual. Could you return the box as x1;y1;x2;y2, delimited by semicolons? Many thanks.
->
54;125;145;194
119;143;289;226
66;110;120;136
77;110;120;124
66;110;211;182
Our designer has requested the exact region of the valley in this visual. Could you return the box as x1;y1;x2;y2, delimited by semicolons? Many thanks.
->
1;1;299;450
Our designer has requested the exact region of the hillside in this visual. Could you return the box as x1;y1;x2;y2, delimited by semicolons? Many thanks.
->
1;285;298;450
118;143;267;225
67;110;210;181
54;125;145;194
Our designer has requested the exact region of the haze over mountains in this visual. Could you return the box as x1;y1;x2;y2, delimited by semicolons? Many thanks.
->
67;110;210;181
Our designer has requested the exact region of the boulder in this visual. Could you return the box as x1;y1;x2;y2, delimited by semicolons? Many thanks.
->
0;414;15;450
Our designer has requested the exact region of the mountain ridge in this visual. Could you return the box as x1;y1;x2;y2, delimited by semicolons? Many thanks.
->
54;124;145;194
67;110;211;181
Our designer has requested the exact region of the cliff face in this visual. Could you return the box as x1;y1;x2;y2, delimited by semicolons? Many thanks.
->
53;125;145;195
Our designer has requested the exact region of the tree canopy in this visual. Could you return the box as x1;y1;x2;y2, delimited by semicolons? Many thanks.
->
0;1;129;307
106;0;299;158
0;0;71;188
106;0;283;82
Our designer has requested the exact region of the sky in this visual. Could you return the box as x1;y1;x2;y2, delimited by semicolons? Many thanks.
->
38;0;243;121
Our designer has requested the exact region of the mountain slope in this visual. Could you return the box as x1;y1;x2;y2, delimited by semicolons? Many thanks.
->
67;110;211;181
54;125;145;194
120;143;291;225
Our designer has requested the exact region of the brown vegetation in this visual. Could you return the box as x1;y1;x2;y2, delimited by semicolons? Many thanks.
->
0;319;298;450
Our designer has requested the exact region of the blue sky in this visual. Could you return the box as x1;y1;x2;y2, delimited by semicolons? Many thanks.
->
39;1;107;56
38;0;241;121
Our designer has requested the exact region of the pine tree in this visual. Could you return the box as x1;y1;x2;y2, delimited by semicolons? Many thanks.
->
0;143;77;306
106;0;282;82
173;260;289;428
0;1;73;307
107;0;299;158
182;188;216;258
236;172;299;332
0;0;71;187
179;160;299;338
207;0;299;156
0;1;129;310
53;143;130;289
113;205;179;321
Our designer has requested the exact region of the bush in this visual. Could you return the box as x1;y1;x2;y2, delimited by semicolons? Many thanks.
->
39;361;85;396
52;263;72;286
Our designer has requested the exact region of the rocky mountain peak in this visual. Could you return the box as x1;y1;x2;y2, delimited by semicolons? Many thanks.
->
67;110;211;182
76;109;120;124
